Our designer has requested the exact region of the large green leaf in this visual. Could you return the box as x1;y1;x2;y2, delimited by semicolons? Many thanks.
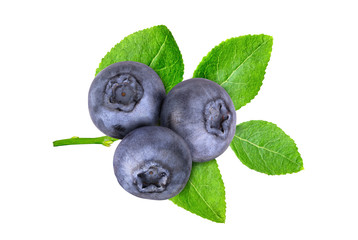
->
231;120;303;175
170;160;226;223
96;25;184;93
193;35;273;110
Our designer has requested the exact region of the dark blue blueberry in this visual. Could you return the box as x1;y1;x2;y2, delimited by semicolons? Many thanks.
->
88;61;165;139
113;126;192;200
160;78;236;162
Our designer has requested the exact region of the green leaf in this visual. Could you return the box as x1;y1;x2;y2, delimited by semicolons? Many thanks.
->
193;34;273;110
96;25;184;93
170;160;226;223
231;120;303;175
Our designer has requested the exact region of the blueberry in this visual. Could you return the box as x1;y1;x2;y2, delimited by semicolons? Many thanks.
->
113;126;192;200
88;61;166;139
160;78;236;162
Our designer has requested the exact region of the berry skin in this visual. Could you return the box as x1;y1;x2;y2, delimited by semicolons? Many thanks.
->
88;61;165;139
160;78;236;162
113;126;192;200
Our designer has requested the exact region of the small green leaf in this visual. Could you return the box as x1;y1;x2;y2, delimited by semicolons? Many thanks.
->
170;160;226;223
231;120;303;175
193;35;273;110
96;25;184;93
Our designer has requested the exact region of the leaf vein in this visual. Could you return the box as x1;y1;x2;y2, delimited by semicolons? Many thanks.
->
220;39;270;86
149;35;168;67
258;147;274;174
188;179;224;222
154;58;180;72
236;140;255;167
234;135;300;166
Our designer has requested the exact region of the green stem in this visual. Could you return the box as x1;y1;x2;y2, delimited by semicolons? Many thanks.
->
53;136;119;147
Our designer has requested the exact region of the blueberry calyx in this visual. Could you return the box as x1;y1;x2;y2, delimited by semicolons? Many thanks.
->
104;73;144;112
204;99;232;138
133;161;170;193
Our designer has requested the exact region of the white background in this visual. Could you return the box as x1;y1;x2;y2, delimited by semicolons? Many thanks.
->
1;0;357;239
